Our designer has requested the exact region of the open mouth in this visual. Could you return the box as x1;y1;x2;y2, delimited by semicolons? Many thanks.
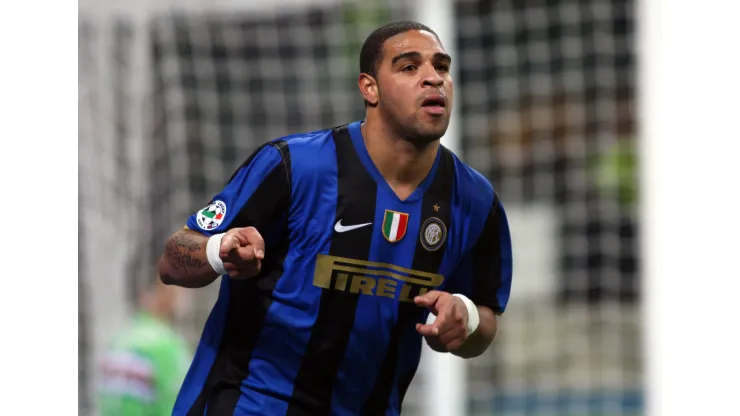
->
421;95;446;115
421;96;446;108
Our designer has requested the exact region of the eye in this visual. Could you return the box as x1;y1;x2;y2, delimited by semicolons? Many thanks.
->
401;65;417;72
436;64;450;73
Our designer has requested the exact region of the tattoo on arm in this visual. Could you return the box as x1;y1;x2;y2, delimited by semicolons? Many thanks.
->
164;232;209;273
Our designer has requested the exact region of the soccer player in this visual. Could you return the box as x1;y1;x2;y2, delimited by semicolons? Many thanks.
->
98;276;192;416
159;20;513;416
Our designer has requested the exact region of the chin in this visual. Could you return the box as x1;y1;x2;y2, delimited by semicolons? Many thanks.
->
390;112;449;145
407;132;445;147
413;121;448;143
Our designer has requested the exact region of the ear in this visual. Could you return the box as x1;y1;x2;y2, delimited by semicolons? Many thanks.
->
358;73;379;106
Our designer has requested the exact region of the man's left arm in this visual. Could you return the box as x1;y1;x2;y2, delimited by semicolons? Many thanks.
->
415;294;499;358
415;194;513;358
449;304;499;359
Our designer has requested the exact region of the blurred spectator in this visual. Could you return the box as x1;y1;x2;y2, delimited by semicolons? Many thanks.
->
97;275;191;416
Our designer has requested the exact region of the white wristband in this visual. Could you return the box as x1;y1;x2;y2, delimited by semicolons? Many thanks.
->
452;294;480;335
206;233;228;275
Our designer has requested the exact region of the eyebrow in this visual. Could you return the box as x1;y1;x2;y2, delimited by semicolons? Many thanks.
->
391;51;452;65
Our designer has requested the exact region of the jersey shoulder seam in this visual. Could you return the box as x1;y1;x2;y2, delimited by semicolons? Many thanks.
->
268;139;293;210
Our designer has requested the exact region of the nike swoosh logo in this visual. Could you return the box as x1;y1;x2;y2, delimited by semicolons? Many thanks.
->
334;220;373;233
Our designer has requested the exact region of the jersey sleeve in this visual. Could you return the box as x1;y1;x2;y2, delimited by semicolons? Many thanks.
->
450;194;513;315
186;142;291;238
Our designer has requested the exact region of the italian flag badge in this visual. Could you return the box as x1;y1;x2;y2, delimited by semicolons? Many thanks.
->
382;209;409;243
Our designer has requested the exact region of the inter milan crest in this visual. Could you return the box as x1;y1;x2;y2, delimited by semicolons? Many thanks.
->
196;200;227;231
382;210;409;243
420;217;447;251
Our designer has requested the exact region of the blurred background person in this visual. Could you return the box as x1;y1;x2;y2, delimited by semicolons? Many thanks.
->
97;275;192;416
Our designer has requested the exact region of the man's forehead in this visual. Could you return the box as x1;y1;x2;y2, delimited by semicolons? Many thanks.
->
383;30;446;56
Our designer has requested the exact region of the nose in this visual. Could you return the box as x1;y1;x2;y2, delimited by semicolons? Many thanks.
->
421;65;444;88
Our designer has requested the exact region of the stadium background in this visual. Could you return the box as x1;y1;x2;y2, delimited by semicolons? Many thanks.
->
78;0;639;414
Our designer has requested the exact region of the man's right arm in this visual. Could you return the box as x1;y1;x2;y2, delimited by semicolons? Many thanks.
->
158;141;291;288
159;228;218;288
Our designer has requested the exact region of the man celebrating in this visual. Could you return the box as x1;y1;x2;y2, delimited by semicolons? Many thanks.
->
159;20;513;416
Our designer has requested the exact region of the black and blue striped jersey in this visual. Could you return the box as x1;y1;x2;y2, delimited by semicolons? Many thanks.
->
174;121;513;416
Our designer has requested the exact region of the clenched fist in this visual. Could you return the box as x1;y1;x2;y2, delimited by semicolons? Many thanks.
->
219;226;265;279
414;290;470;352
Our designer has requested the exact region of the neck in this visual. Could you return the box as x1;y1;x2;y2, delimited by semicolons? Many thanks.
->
361;118;439;198
145;305;169;322
141;296;171;323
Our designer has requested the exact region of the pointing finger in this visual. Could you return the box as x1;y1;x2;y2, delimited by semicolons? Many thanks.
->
236;245;256;262
413;290;443;308
415;323;439;337
223;245;259;265
239;227;265;259
219;234;241;258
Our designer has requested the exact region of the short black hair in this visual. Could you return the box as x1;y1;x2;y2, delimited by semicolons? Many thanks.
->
359;21;440;78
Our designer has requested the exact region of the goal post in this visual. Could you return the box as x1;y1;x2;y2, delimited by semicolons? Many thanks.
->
413;1;467;416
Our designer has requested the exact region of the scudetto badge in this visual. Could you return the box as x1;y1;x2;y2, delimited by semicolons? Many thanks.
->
196;200;227;231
